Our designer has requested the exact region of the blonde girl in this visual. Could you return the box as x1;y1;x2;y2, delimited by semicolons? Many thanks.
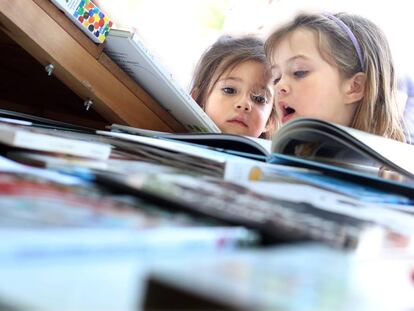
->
265;12;406;142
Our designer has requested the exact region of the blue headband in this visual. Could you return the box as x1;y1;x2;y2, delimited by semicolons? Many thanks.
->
324;14;365;71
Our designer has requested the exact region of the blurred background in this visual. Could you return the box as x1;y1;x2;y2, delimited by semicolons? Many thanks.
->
95;0;414;92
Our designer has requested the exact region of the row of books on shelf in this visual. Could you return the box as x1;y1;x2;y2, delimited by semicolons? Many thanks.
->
0;110;413;309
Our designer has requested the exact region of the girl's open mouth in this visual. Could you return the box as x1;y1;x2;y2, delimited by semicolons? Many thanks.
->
280;104;296;123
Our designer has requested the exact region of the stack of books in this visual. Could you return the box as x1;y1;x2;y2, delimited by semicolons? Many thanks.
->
1;112;414;249
0;112;412;309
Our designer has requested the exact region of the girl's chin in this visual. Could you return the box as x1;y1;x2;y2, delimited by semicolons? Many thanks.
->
220;126;255;137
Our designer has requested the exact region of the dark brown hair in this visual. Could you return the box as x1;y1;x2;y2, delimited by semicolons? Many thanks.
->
191;35;277;139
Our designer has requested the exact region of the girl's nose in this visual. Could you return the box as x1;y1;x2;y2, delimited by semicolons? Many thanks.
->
235;96;252;112
276;78;289;95
278;87;288;95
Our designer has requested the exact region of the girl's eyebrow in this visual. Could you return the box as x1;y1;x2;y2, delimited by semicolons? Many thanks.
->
272;54;310;69
218;77;243;83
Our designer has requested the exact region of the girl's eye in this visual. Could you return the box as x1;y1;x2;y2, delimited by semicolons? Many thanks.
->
273;77;281;85
222;87;237;95
293;70;308;78
251;94;267;105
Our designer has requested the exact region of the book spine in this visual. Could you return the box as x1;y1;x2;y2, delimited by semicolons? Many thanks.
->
13;131;111;160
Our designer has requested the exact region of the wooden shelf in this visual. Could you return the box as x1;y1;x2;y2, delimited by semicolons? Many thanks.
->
0;0;186;132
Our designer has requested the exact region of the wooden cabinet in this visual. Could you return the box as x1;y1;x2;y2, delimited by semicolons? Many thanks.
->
0;0;186;132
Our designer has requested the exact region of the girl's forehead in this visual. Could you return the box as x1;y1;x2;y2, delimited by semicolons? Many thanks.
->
271;28;322;64
219;60;272;81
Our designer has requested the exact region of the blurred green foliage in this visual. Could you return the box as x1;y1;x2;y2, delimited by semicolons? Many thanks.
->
200;0;230;31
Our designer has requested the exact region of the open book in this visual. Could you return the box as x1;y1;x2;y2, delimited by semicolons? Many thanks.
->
270;118;414;181
104;29;220;133
109;123;271;160
107;118;414;190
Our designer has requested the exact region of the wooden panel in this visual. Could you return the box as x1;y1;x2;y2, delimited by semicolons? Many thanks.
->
0;29;108;129
0;99;108;129
0;0;176;132
33;0;104;59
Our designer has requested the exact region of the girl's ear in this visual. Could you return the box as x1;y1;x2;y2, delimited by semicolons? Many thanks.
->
343;72;367;104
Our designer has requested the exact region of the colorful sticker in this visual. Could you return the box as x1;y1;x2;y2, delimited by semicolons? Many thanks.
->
73;0;112;43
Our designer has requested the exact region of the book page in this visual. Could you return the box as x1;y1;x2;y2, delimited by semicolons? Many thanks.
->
109;124;271;158
273;128;378;167
272;118;414;180
341;126;414;176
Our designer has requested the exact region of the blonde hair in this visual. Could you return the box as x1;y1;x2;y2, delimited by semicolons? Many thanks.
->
265;12;406;142
191;35;277;139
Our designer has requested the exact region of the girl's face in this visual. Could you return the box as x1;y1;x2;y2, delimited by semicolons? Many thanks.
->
203;60;274;137
270;28;357;126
